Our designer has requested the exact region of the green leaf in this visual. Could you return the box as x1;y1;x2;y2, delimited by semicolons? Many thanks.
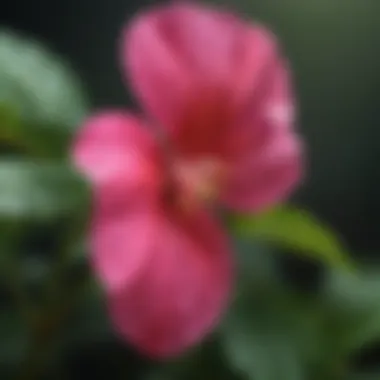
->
0;30;89;157
322;269;380;356
221;297;305;380
221;239;348;380
0;102;18;133
229;205;353;270
232;239;280;293
220;288;350;380
219;241;311;380
0;159;90;221
0;103;25;156
0;29;88;128
0;103;73;158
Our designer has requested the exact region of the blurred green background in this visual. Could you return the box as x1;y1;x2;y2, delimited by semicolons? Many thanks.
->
1;0;380;379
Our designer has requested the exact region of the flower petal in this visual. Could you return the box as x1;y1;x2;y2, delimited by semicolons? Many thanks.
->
90;209;156;292
72;111;163;211
122;3;284;157
107;208;232;357
221;133;303;212
220;53;302;212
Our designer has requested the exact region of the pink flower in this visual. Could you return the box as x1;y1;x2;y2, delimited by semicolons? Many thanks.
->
72;2;303;358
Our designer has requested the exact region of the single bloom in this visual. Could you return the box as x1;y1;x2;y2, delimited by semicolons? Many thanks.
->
72;1;303;358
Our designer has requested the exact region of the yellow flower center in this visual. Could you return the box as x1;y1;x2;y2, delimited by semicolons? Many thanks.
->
173;157;225;211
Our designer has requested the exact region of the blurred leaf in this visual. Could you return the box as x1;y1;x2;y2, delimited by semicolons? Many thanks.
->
0;103;23;156
323;269;380;356
230;205;353;270
232;239;280;293
220;239;345;380
0;103;72;158
0;30;89;157
0;103;18;134
0;29;88;127
0;159;90;221
220;240;306;380
221;296;305;380
325;269;380;312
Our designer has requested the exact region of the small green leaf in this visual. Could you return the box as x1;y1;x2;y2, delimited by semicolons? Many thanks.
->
229;205;353;270
0;159;90;221
0;30;89;157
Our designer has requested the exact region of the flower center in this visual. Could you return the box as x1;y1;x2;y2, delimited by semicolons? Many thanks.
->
172;157;225;211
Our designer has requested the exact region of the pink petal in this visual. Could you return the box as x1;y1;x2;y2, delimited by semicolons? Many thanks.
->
226;55;296;160
122;3;284;157
90;209;156;292
107;208;232;358
220;55;302;212
72;111;163;212
221;133;303;212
